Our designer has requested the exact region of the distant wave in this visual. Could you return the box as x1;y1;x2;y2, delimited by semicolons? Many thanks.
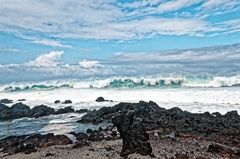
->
1;75;240;92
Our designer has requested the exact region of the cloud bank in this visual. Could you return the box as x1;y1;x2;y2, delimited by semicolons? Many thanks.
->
0;43;240;83
0;0;239;40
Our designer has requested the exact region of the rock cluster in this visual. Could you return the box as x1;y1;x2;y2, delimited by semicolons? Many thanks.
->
78;101;240;148
0;133;72;155
0;102;88;120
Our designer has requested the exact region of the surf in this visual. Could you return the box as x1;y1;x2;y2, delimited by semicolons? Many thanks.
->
1;75;240;92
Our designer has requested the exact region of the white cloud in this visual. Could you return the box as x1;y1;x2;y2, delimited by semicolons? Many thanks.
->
79;59;102;69
30;39;72;48
0;0;239;40
26;51;63;67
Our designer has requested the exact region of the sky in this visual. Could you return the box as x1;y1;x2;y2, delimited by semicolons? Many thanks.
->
0;0;240;83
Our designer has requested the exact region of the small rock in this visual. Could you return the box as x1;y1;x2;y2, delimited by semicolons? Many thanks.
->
75;132;88;140
96;97;106;102
166;132;176;140
76;109;88;114
0;99;13;104
45;152;55;157
87;129;94;134
55;106;74;114
105;145;113;151
89;148;95;151
62;100;72;104
54;100;60;104
72;140;90;148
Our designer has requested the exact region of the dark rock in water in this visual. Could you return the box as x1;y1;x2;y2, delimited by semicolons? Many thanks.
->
0;133;72;155
62;100;72;104
112;112;152;157
30;105;55;118
0;99;13;104
0;103;9;111
55;106;74;114
0;102;30;119
96;97;105;102
76;109;88;114
78;110;103;124
18;99;26;101
54;100;60;104
86;128;94;134
95;97;112;102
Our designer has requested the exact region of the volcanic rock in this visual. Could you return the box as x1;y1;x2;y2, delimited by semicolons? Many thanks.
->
30;105;55;118
112;112;152;157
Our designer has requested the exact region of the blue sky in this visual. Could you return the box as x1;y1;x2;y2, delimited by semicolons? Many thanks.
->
0;0;240;82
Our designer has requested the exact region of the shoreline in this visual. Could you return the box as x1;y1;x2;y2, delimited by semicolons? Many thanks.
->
0;100;240;158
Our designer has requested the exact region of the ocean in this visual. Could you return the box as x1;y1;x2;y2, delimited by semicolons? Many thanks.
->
1;75;240;139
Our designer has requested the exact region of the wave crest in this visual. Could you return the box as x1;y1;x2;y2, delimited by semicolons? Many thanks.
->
1;75;240;92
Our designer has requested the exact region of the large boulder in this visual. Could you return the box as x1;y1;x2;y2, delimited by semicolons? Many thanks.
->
0;102;30;119
112;112;152;157
30;105;55;118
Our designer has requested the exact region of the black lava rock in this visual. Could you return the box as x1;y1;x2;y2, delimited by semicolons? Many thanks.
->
112;112;152;157
30;105;55;118
0;99;13;104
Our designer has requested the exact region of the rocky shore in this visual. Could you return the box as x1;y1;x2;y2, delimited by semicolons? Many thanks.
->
0;98;240;158
0;100;88;120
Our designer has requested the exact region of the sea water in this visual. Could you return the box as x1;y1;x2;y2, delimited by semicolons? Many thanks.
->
1;76;240;139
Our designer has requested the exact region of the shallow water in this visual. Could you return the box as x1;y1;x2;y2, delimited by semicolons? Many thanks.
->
0;113;110;139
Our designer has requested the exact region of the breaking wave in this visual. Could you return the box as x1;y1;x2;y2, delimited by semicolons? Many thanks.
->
1;75;240;92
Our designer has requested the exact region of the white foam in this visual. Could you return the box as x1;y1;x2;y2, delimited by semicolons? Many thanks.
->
0;87;240;114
